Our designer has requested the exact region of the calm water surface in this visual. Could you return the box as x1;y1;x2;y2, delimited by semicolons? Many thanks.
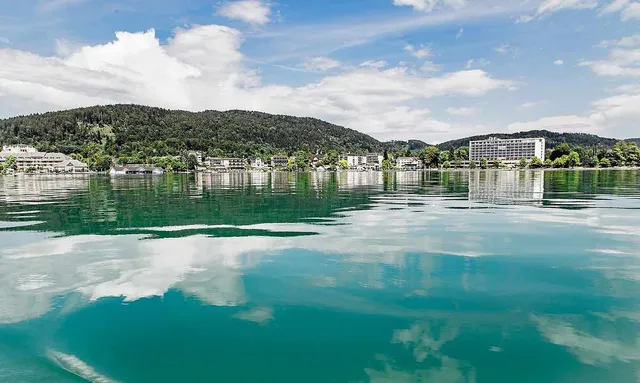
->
0;170;639;383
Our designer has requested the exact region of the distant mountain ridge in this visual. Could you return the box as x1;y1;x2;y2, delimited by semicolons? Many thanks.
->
0;105;636;156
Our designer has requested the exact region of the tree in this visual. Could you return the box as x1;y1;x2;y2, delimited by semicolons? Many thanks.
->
442;160;451;169
550;143;571;161
480;158;488;169
339;159;348;169
599;157;611;168
294;150;310;170
544;159;553;168
454;147;468;161
553;155;568;168
420;146;440;168
187;154;198;171
492;160;504;169
529;156;543;168
381;159;393;170
518;157;527;168
567;151;581;168
454;159;462;168
438;151;450;165
469;160;476;169
5;155;16;171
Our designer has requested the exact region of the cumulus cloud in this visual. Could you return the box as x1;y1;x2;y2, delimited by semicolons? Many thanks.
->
392;0;466;13
216;0;272;25
554;59;564;65
404;44;432;58
579;47;640;77
446;106;479;116
0;25;513;142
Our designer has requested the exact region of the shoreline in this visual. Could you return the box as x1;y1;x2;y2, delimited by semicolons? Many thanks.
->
4;167;640;177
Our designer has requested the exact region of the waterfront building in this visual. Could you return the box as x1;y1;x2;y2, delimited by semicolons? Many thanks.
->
395;157;423;170
223;158;246;170
250;157;265;169
366;153;383;169
271;155;289;168
469;137;545;165
0;145;89;173
340;154;367;168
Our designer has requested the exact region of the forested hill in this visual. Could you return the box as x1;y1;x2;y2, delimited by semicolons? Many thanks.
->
437;130;637;151
0;105;382;156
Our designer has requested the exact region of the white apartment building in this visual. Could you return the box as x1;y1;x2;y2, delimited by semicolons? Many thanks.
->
469;137;545;165
250;157;265;169
0;145;89;173
366;153;383;169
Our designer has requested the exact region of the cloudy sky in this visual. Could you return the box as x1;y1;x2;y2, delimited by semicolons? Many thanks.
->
0;0;638;143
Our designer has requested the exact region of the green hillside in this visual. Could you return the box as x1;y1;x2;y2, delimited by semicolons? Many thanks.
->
0;104;382;157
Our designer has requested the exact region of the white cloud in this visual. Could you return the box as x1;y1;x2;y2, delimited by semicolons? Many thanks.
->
554;59;564;65
579;47;640;77
392;0;467;13
508;115;598;133
621;2;640;20
300;56;341;72
518;0;598;22
599;0;640;20
359;60;388;68
0;37;10;45
456;27;464;39
216;0;272;25
404;44;432;58
596;34;640;48
519;100;548;109
446;106;479;116
600;0;631;14
508;86;640;137
0;25;513;142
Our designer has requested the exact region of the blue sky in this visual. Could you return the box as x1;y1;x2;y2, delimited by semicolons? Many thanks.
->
0;0;638;143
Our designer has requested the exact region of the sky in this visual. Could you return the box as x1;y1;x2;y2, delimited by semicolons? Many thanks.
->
0;0;638;143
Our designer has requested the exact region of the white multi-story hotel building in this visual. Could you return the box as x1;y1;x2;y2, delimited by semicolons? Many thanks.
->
469;137;545;165
0;145;89;173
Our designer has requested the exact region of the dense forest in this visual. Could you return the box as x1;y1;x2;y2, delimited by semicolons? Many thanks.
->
0;105;382;157
437;130;639;151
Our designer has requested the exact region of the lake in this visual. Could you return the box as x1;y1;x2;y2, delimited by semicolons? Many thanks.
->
0;170;639;383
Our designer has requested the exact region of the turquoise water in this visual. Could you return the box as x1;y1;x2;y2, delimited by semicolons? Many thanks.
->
0;170;639;382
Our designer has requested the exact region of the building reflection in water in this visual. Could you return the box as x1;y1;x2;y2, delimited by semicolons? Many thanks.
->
468;170;544;205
